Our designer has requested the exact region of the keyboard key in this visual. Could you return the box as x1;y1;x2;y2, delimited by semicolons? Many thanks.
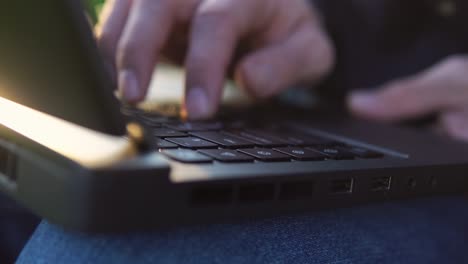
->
153;128;187;138
238;148;291;162
154;138;178;149
340;146;383;159
166;137;218;149
190;132;254;148
141;117;167;126
224;120;248;129
280;134;336;146
198;149;255;162
244;129;337;147
120;106;142;116
162;149;212;163
268;128;338;146
308;147;355;160
274;147;326;161
138;114;172;126
224;130;287;147
165;122;223;132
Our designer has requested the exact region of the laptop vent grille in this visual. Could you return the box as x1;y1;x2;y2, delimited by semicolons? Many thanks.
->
189;180;316;207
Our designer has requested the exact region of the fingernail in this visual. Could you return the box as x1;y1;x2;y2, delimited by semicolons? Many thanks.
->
118;69;140;103
185;87;211;120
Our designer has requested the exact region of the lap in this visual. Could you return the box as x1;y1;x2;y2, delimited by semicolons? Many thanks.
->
17;196;468;264
0;193;39;264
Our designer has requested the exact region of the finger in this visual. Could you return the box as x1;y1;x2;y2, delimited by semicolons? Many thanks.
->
184;1;243;120
95;0;132;81
438;110;468;142
116;0;175;103
348;56;468;122
235;21;334;99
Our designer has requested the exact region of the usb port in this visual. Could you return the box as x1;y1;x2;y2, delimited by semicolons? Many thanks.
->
330;178;354;194
371;176;391;192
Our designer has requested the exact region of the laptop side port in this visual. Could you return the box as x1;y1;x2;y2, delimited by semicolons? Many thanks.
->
190;185;233;206
279;181;314;200
0;144;17;183
371;176;392;192
330;178;354;194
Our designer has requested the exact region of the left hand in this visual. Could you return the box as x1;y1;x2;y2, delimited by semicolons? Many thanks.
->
347;55;468;142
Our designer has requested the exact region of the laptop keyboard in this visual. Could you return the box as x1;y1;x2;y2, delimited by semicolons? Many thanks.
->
123;108;384;164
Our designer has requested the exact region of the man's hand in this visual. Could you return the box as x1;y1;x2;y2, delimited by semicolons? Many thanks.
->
348;56;468;141
96;0;334;119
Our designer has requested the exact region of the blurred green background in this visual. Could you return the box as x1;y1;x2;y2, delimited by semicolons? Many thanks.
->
85;0;105;23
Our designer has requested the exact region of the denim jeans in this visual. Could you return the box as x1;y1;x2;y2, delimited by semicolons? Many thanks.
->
0;193;38;264
17;196;468;264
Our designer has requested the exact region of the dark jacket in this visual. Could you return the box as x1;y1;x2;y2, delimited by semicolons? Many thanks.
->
314;0;468;101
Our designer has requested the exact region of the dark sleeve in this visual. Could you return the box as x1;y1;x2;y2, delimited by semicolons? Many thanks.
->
307;0;468;107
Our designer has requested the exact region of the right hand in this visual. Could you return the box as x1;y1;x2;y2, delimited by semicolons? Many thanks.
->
96;0;335;119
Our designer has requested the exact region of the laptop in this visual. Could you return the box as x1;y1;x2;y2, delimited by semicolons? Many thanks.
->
0;1;467;232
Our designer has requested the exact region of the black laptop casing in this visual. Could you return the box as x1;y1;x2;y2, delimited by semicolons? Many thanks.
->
0;1;466;232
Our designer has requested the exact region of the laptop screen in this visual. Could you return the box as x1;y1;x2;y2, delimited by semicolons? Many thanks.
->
0;0;125;135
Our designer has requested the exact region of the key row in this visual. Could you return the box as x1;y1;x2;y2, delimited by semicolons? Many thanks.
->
161;145;383;164
156;136;381;158
153;129;337;148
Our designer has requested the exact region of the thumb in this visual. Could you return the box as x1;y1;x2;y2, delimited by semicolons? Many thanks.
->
347;56;468;122
346;85;425;122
